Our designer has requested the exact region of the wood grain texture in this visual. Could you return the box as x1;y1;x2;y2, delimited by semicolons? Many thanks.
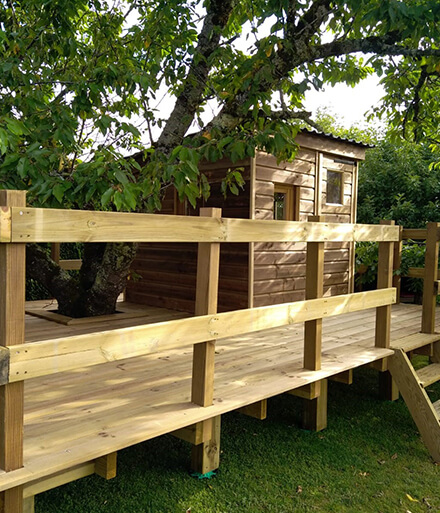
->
8;289;396;382
375;220;395;349
0;192;26;513
10;208;400;244
192;208;221;407
304;215;325;371
389;349;440;462
422;223;440;333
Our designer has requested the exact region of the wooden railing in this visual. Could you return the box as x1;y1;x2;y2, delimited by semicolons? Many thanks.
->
400;223;440;333
0;191;401;511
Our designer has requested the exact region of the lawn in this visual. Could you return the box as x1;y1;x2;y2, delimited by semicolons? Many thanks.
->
37;364;440;513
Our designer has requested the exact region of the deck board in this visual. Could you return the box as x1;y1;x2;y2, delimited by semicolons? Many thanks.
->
0;301;434;492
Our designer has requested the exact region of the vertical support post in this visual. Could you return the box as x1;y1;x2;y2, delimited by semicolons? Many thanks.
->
303;215;324;370
421;222;440;334
303;215;326;431
0;190;26;513
50;243;60;265
191;208;221;474
392;225;403;305
375;220;395;349
303;379;328;432
375;220;398;401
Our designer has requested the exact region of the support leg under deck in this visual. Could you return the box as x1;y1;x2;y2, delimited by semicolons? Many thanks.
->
379;370;399;401
191;416;221;475
302;379;328;432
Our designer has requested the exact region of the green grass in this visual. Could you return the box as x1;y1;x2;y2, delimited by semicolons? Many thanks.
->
37;365;440;513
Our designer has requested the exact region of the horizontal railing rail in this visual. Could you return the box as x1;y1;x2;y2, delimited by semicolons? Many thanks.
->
0;207;400;244
3;288;396;384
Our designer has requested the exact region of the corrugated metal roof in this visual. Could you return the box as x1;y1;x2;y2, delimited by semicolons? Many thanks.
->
300;127;374;148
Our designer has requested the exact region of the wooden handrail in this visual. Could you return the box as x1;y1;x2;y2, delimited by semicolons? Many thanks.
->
2;207;400;244
4;288;396;384
402;228;428;240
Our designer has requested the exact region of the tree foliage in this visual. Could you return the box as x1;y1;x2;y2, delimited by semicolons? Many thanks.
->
358;139;440;228
2;0;440;315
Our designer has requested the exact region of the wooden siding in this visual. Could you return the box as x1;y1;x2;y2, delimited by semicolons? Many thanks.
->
127;136;362;312
126;160;251;312
252;150;357;308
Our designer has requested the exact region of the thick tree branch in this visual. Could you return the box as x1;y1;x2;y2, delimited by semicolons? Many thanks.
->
155;0;236;154
26;244;80;313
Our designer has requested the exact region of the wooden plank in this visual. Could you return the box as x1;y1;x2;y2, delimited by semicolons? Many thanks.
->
288;382;321;399
0;191;26;513
192;208;221;407
8;289;396;382
23;463;95;498
191;416;221;475
295;133;366;160
0;207;12;243
417;363;440;388
249;156;256;308
391;332;440;352
191;208;220;475
171;420;213;445
22;497;33;513
302;379;328;432
388;349;440;462
304;215;324;371
406;267;430;279
375;220;395;349
378;371;399;401
59;259;82;271
330;369;353;385
9;208;401;243
392;226;403;303
0;342;394;493
238;400;267;420
434;399;440;417
402;228;428;240
50;243;60;264
94;453;117;480
422;222;440;334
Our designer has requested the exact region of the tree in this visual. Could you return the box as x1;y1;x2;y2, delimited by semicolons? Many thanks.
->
357;139;440;228
2;0;440;316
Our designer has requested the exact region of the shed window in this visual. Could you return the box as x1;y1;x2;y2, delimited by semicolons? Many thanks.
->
326;170;343;205
274;184;299;221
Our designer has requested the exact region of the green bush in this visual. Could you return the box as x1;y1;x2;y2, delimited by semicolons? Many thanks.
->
358;140;440;228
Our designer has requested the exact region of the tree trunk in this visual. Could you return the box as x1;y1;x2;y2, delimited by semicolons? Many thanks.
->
26;242;138;318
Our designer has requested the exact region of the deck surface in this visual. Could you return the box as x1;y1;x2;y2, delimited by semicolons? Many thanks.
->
1;301;436;490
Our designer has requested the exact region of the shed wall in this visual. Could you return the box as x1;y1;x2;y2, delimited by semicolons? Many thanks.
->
126;159;251;313
251;150;357;307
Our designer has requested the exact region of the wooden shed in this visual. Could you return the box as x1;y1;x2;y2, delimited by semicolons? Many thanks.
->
126;130;368;313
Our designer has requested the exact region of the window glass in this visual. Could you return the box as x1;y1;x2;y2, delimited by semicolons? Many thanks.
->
274;192;286;220
326;170;343;204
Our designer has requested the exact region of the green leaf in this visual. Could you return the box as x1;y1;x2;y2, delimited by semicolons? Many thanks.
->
101;187;114;207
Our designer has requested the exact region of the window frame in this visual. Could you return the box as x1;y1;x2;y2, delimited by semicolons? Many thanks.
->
325;169;344;206
273;184;300;221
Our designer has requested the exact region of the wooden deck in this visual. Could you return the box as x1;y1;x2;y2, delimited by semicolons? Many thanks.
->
2;300;431;495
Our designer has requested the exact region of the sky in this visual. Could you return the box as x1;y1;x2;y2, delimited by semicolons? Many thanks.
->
304;74;386;128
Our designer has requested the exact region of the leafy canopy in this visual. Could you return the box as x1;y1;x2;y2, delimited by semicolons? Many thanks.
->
1;0;440;212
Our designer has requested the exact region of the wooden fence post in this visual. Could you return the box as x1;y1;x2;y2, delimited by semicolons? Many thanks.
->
191;207;221;474
0;190;26;513
303;215;324;371
375;220;398;401
375;220;395;349
303;215;327;431
421;222;440;334
393;225;403;305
